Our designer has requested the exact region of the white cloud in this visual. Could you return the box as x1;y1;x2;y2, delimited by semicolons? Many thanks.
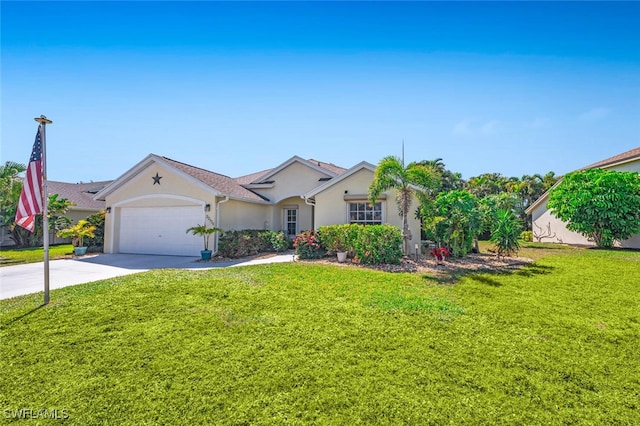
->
452;118;500;136
480;120;499;134
452;119;472;136
530;117;551;129
579;107;611;121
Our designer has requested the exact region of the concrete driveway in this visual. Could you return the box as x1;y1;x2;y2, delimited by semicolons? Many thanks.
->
0;252;296;300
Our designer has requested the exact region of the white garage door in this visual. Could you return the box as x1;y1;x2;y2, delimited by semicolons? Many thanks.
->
119;206;204;256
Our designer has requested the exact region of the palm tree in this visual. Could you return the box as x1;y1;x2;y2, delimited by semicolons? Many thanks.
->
0;161;26;240
369;156;440;255
0;161;26;215
417;158;465;192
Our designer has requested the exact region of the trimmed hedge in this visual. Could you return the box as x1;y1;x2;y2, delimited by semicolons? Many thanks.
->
316;224;403;265
318;224;360;255
351;224;403;265
218;230;290;258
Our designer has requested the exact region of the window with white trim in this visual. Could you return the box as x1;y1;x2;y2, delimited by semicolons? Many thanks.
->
348;202;382;225
284;208;298;236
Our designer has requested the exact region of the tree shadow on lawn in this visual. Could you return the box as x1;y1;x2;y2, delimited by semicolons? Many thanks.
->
467;263;555;287
424;261;555;286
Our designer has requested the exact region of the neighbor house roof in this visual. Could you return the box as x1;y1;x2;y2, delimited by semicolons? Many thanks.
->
47;180;111;211
580;146;640;170
525;145;640;214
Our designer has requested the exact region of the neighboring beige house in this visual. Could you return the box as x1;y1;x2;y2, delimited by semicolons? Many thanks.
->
526;146;640;249
0;180;110;247
47;180;111;244
94;154;421;256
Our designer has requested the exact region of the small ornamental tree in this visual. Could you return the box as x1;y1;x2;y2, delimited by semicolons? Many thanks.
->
490;209;522;257
547;169;640;248
369;156;440;255
57;219;96;248
427;190;482;257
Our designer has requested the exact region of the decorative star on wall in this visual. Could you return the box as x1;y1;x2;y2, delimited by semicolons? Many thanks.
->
152;172;162;185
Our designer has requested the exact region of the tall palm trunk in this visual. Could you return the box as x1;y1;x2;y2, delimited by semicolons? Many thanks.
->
402;211;411;256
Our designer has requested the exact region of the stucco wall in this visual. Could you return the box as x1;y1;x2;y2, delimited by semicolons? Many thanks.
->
218;199;269;231
531;204;592;245
253;161;331;203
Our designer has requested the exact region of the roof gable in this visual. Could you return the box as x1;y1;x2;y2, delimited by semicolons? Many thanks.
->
242;156;346;185
303;161;376;199
94;154;268;203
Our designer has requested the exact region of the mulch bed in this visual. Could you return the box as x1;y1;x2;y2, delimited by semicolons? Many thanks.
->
200;250;534;282
298;252;534;278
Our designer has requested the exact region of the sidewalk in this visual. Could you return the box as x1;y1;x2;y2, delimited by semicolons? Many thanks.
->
0;252;297;300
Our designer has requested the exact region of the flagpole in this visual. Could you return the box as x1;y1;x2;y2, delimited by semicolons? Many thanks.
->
35;115;52;305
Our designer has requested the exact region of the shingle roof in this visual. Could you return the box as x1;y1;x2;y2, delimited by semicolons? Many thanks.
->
47;180;111;210
234;168;274;185
235;158;347;185
161;157;268;202
307;159;347;176
581;146;640;170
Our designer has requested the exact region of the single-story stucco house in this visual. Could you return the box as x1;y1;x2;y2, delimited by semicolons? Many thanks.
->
47;180;111;244
526;146;640;249
93;154;421;256
0;180;110;247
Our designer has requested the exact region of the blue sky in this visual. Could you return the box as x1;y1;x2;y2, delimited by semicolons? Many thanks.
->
2;1;639;183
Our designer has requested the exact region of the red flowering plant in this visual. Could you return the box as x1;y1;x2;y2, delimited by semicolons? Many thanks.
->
430;247;451;263
293;230;325;259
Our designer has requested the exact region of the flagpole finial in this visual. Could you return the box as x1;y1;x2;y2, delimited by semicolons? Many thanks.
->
34;115;52;124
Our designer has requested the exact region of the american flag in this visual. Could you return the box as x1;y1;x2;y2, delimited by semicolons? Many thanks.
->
15;125;44;232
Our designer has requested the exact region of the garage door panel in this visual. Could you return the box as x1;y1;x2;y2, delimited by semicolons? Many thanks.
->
119;206;203;256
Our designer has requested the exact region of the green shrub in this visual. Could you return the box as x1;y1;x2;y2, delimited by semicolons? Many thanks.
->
490;209;522;257
318;224;359;255
428;190;482;258
85;210;106;253
293;230;325;259
267;231;291;252
519;230;533;242
218;230;290;258
352;224;403;265
296;225;402;264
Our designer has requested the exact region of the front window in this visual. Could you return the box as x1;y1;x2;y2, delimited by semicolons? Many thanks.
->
349;202;382;225
285;208;298;236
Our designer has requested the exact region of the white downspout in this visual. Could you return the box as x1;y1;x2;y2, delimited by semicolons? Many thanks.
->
302;196;316;230
214;196;229;254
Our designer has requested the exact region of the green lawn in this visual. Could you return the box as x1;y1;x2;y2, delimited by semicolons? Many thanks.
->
0;244;74;266
1;247;639;424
